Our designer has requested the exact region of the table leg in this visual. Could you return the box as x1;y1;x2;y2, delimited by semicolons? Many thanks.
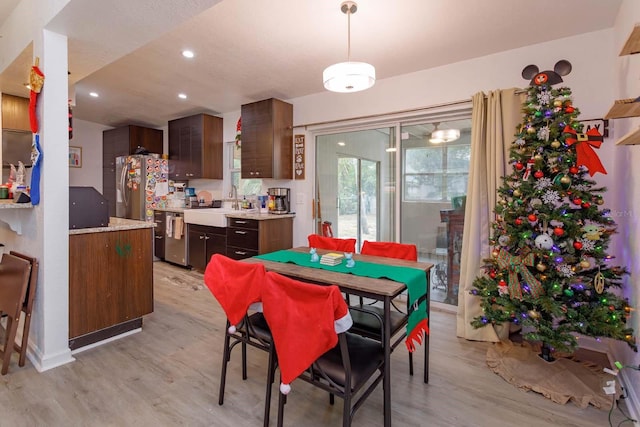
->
424;271;430;384
383;296;391;427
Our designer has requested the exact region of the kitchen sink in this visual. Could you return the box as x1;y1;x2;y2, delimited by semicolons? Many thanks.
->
183;208;239;227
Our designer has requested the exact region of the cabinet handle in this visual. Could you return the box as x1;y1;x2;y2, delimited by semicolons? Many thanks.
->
234;250;247;255
204;236;210;240
199;235;205;239
155;236;163;240
234;230;247;235
250;171;255;176
235;220;247;224
255;171;260;176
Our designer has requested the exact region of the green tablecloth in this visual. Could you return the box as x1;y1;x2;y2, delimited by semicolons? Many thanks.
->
255;249;429;351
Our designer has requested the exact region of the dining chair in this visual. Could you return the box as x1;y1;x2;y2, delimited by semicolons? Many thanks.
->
307;234;356;253
262;271;384;427
352;240;426;379
0;253;32;375
8;251;38;367
321;221;334;237
203;254;274;427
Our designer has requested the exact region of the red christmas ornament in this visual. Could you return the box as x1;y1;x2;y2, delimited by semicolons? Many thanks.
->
582;201;591;209
553;227;564;236
515;218;523;226
534;170;544;179
528;214;537;222
489;271;497;279
498;280;507;287
572;198;582;205
573;241;583;250
565;106;575;114
569;166;579;174
515;161;524;171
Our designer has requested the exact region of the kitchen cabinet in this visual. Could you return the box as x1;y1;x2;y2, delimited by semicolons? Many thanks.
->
69;225;154;349
226;216;293;260
154;210;166;259
103;125;163;216
240;98;293;179
188;224;226;271
1;94;30;131
168;113;223;180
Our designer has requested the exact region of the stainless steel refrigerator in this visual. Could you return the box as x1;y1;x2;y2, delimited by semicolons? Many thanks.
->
116;155;169;221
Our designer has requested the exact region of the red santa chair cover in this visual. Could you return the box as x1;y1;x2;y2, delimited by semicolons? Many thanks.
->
204;254;266;333
361;240;418;261
262;271;352;394
307;234;356;253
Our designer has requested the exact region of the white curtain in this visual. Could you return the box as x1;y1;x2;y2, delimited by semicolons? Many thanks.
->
456;88;525;341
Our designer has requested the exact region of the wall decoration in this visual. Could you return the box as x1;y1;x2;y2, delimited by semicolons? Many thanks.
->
69;146;82;168
294;134;305;180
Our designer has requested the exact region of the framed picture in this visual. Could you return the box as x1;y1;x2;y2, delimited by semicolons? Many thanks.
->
69;146;82;168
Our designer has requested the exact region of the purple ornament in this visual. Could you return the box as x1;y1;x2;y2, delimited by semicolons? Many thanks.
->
544;110;552;118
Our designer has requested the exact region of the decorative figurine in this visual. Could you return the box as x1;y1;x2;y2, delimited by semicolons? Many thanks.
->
345;252;355;268
310;247;319;263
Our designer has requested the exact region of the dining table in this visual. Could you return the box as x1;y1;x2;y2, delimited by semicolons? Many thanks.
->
243;246;433;427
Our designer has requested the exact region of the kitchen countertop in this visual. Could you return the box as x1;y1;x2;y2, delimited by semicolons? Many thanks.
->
153;207;186;213
226;212;295;220
69;217;155;235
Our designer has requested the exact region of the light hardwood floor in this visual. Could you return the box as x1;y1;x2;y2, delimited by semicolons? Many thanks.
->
0;260;627;426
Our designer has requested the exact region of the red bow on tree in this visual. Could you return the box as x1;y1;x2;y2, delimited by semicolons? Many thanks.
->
563;126;607;176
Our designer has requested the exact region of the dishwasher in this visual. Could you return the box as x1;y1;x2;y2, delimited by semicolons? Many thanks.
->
165;212;188;266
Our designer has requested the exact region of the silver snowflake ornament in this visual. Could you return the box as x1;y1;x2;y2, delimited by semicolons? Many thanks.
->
537;125;550;141
535;177;552;190
578;238;596;252
542;189;560;205
537;90;552;105
557;264;575;277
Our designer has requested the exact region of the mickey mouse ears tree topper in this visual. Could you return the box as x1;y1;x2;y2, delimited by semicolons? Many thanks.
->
522;60;572;86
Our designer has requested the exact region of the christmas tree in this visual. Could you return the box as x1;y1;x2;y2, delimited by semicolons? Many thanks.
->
470;61;636;357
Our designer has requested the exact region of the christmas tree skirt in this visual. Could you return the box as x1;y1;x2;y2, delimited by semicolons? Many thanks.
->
486;340;618;409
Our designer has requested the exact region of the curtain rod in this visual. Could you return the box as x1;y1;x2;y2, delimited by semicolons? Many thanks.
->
294;88;527;130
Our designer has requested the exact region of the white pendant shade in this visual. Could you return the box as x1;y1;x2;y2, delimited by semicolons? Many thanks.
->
323;61;376;93
429;128;460;144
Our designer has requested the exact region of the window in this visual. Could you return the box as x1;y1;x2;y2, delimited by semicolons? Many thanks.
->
229;142;261;195
403;142;470;202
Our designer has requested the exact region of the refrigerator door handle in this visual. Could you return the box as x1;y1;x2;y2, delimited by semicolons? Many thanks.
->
120;160;129;208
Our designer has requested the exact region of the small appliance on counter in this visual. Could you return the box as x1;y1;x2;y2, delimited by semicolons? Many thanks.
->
268;187;290;214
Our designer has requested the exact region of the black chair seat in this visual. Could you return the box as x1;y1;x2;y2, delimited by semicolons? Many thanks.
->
349;306;407;341
313;333;384;391
239;312;272;345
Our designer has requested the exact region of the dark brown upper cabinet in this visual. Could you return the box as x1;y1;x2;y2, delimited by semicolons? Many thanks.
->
1;94;30;132
168;113;223;180
240;98;293;179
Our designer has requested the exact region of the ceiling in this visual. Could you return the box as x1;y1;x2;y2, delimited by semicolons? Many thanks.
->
0;0;623;129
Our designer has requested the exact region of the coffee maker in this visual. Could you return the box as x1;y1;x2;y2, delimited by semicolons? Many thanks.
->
268;188;290;214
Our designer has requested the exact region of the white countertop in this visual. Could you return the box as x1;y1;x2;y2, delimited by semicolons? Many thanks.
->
69;217;155;235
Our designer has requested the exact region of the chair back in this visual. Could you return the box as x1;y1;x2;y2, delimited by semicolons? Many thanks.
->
361;240;418;261
204;254;266;327
321;221;333;237
8;251;38;367
262;271;352;390
0;253;31;375
307;234;356;253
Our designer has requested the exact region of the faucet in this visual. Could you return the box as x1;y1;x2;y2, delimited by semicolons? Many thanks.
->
231;185;239;210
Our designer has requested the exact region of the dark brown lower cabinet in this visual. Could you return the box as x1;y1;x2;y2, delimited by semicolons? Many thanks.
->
226;217;293;260
69;227;154;349
188;224;227;271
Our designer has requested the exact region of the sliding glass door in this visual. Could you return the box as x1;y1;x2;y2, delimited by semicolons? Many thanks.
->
316;128;395;251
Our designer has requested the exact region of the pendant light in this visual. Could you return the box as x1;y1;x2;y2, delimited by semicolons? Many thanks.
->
429;123;460;144
323;1;376;93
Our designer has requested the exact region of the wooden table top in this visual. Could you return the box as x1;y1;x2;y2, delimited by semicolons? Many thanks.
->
243;247;434;299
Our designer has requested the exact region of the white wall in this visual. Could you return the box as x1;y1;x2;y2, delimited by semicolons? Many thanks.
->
68;118;110;190
611;0;640;418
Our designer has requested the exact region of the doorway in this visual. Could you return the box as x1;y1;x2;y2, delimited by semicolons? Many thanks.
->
316;127;395;251
337;157;378;248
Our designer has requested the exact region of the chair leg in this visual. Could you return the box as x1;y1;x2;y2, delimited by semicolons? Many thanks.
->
17;312;31;367
264;347;277;427
276;391;287;427
241;335;248;380
329;393;335;405
218;329;232;405
409;351;414;376
1;317;17;375
342;392;351;427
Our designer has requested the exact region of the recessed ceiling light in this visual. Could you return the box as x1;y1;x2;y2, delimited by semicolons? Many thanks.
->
182;50;195;58
385;147;397;152
89;92;99;98
178;93;187;99
337;141;346;146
